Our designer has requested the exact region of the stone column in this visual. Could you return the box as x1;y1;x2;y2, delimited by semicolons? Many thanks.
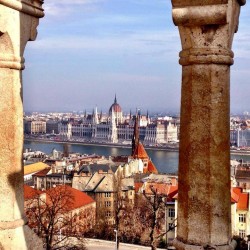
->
0;1;44;249
171;0;245;249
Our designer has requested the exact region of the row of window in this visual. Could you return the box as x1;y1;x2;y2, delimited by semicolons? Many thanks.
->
104;192;112;197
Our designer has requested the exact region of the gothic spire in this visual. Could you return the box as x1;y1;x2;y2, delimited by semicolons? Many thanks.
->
132;111;139;156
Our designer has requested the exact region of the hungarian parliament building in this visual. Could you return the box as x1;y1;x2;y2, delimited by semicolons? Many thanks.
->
24;96;178;145
59;97;178;144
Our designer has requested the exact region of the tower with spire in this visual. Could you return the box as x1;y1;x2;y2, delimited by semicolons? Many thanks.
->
132;110;139;156
131;110;158;173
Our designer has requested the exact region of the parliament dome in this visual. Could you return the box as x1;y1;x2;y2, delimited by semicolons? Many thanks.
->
109;95;122;113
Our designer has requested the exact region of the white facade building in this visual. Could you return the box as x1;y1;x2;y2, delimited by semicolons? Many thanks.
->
58;96;178;145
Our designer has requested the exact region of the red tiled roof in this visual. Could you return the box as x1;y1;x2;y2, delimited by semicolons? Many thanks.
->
32;167;51;177
238;193;249;210
132;142;158;173
144;183;178;201
135;182;143;193
133;143;149;159
233;187;249;210
160;187;243;204
46;185;95;210
24;185;42;200
231;188;240;203
147;160;158;174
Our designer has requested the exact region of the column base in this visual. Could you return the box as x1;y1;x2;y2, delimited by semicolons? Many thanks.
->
173;239;237;250
0;225;43;250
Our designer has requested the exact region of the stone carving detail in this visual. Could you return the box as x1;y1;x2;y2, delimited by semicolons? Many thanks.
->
172;0;245;62
0;0;44;18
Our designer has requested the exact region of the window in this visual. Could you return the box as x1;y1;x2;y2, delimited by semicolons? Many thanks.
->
104;192;111;198
239;214;246;223
168;208;175;218
106;211;111;217
105;201;111;207
239;229;246;238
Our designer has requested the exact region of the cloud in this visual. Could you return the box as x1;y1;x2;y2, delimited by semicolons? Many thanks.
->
29;29;180;60
43;0;105;17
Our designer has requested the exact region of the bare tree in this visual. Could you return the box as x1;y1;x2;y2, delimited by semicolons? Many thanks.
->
115;190;164;249
141;186;166;250
118;200;141;244
113;172;128;250
25;186;87;250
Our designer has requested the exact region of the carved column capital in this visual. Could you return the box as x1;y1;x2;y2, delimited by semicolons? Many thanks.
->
0;0;44;18
172;0;244;66
0;0;44;70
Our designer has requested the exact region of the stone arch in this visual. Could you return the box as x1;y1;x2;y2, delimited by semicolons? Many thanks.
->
0;31;14;54
0;31;25;70
0;1;247;249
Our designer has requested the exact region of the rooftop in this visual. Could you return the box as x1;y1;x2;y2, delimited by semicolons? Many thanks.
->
24;162;50;175
24;185;43;200
232;187;249;210
46;185;95;210
32;167;51;177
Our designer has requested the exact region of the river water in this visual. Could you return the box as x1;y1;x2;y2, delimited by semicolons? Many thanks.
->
24;140;250;174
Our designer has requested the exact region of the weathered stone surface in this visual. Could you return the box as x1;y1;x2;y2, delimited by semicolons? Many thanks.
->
0;225;43;250
172;0;245;249
0;1;44;249
173;238;237;250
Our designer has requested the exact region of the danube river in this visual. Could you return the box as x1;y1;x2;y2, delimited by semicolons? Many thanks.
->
24;140;250;174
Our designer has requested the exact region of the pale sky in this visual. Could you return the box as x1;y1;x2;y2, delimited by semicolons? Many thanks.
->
23;1;250;115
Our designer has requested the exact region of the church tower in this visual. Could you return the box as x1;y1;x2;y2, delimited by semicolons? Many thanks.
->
131;110;158;173
132;111;139;156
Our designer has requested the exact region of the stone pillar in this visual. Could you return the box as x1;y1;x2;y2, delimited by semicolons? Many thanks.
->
0;1;44;249
171;0;245;249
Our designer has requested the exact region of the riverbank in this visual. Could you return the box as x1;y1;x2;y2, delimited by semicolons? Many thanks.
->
24;139;250;173
24;137;179;152
230;150;250;156
24;139;180;174
24;137;250;156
